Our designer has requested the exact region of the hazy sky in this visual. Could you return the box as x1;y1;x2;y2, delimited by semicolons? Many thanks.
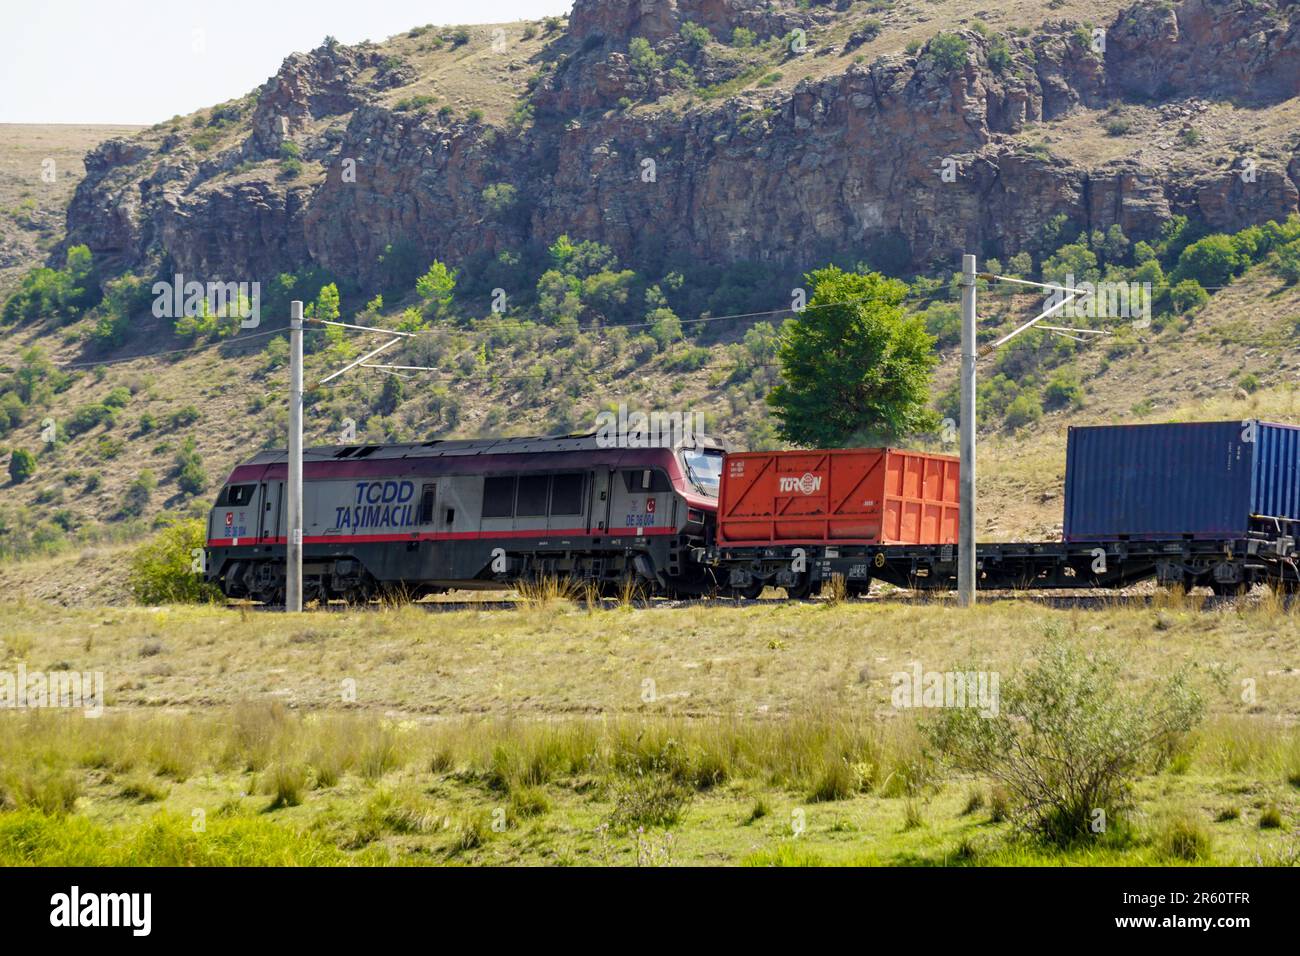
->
0;0;575;125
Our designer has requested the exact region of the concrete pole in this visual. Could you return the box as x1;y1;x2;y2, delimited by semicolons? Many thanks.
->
958;255;977;607
287;300;304;612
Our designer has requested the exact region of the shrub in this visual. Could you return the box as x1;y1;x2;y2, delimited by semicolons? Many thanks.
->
127;518;221;604
119;470;156;518
1169;278;1209;314
680;21;711;48
731;27;757;48
66;403;115;436
167;405;201;429
8;448;37;484
928;33;970;72
1004;391;1043;429
481;183;518;218
1043;370;1083;410
607;757;695;832
924;639;1204;846
986;35;1012;74
1268;239;1300;284
174;438;208;496
628;37;663;82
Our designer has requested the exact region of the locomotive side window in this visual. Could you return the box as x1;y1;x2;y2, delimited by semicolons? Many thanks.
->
516;475;549;517
417;484;436;524
483;476;516;518
550;473;585;516
621;469;672;493
218;484;257;506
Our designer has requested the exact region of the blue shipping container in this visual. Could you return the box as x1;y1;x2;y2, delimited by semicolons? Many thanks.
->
1063;420;1300;542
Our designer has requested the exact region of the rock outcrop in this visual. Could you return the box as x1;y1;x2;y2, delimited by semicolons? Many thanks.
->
60;0;1300;292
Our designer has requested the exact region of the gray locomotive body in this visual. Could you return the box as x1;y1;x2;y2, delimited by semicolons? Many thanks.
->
205;433;727;603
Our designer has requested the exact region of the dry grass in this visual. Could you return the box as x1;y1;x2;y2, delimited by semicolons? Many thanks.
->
1;597;1297;720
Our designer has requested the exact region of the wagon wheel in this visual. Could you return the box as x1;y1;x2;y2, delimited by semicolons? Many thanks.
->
730;581;764;600
847;577;873;598
784;578;813;600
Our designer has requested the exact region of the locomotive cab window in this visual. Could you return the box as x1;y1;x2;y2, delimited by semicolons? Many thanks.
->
483;476;516;518
550;473;585;516
621;469;672;493
417;484;436;524
217;484;257;506
516;475;549;517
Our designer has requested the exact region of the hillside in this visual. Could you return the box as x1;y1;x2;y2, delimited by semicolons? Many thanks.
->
1;0;1300;586
0;124;143;294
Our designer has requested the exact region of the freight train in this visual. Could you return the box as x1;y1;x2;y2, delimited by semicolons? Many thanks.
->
205;420;1300;602
204;432;729;603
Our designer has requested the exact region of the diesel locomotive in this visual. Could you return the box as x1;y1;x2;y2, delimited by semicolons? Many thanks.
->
205;432;728;603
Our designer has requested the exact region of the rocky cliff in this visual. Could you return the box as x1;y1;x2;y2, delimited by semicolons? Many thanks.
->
61;0;1300;293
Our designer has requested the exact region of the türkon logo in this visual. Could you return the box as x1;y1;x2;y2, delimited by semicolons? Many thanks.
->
50;886;151;936
778;473;822;495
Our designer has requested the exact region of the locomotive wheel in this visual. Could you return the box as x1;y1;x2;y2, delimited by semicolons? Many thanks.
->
1209;580;1246;597
730;582;763;600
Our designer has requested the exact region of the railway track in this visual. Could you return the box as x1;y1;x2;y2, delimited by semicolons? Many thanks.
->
234;588;1279;614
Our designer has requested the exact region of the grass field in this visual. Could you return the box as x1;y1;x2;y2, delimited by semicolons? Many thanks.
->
0;595;1297;866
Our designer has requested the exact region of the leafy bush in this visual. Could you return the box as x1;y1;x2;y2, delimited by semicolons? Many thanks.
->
1004;390;1043;429
680;21;711;48
986;35;1012;74
928;33;970;72
1043;370;1083;410
167;405;201;429
119;470;156;518
8;448;37;484
127;519;221;604
174;438;208;496
1169;278;1209;314
629;37;663;83
731;27;757;48
66;403;116;437
481;183;518;218
2;245;99;326
1269;239;1300;284
924;639;1203;846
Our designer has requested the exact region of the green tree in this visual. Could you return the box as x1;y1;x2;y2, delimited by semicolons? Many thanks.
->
8;448;37;484
767;267;939;447
1174;234;1244;288
536;270;582;325
647;308;683;351
415;261;457;316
